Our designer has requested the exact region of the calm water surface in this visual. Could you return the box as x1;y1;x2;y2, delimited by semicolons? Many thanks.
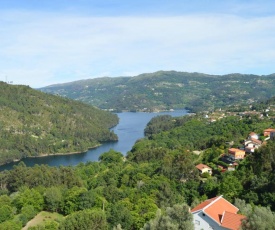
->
0;110;188;170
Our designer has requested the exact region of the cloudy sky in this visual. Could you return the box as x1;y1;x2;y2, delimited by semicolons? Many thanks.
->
1;0;275;88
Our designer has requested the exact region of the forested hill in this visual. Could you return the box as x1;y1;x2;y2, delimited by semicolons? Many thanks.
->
0;82;118;165
1;111;275;229
40;71;275;112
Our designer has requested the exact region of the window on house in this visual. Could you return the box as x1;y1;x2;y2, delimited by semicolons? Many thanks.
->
195;220;200;225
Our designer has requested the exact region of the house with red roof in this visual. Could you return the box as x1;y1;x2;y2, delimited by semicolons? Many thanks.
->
263;128;275;137
191;196;245;230
195;163;212;175
244;138;262;153
228;148;245;161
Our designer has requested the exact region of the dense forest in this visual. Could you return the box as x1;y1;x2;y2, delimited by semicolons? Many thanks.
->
40;71;275;112
0;101;275;229
0;82;118;165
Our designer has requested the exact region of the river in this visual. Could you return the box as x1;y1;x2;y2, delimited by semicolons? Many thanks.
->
0;109;188;171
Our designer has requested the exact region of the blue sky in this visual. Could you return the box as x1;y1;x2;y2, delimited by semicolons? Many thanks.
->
0;0;275;87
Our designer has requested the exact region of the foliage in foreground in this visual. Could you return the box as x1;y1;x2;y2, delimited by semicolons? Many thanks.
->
0;112;275;229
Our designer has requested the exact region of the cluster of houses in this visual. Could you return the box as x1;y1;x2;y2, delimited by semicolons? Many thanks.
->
195;128;275;176
191;106;275;229
191;129;275;229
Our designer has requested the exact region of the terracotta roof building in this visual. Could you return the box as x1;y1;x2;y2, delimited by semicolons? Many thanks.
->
191;196;245;230
195;163;212;175
263;128;275;137
249;138;262;145
228;148;245;160
244;138;262;153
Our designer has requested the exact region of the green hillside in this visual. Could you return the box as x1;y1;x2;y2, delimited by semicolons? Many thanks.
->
1;106;275;229
40;71;275;112
0;82;118;165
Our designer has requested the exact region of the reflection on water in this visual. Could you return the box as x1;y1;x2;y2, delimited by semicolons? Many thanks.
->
0;110;188;170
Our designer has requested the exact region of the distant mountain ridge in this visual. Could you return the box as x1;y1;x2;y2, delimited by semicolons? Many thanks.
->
0;82;118;165
40;71;275;112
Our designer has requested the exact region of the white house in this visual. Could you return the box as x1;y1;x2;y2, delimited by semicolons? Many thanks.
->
244;138;262;153
191;196;245;230
195;163;212;175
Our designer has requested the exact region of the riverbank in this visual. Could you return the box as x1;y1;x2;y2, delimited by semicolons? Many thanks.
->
0;109;189;171
33;144;102;158
0;144;102;167
107;107;189;113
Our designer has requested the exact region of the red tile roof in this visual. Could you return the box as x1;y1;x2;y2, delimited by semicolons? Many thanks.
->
229;148;245;153
250;138;262;145
228;148;245;157
195;163;212;171
264;128;275;132
264;128;275;136
204;197;238;224
221;211;246;230
191;196;219;213
191;196;245;230
249;132;257;136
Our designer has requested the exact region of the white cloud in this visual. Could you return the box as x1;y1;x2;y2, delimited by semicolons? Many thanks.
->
0;10;275;87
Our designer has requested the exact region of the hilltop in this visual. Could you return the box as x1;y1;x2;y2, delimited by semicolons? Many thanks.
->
40;71;275;112
0;82;118;165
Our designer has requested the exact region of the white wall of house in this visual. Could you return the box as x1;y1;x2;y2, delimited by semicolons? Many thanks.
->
246;143;256;148
193;211;227;230
201;168;212;175
249;134;259;139
244;140;251;146
245;147;255;153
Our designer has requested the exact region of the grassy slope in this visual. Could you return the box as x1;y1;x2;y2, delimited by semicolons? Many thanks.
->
22;211;64;230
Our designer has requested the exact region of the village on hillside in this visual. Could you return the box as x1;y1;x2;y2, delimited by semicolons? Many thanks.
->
192;109;275;229
193;103;275;176
195;128;275;176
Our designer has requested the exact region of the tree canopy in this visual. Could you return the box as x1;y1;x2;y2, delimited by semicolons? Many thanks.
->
0;82;118;165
